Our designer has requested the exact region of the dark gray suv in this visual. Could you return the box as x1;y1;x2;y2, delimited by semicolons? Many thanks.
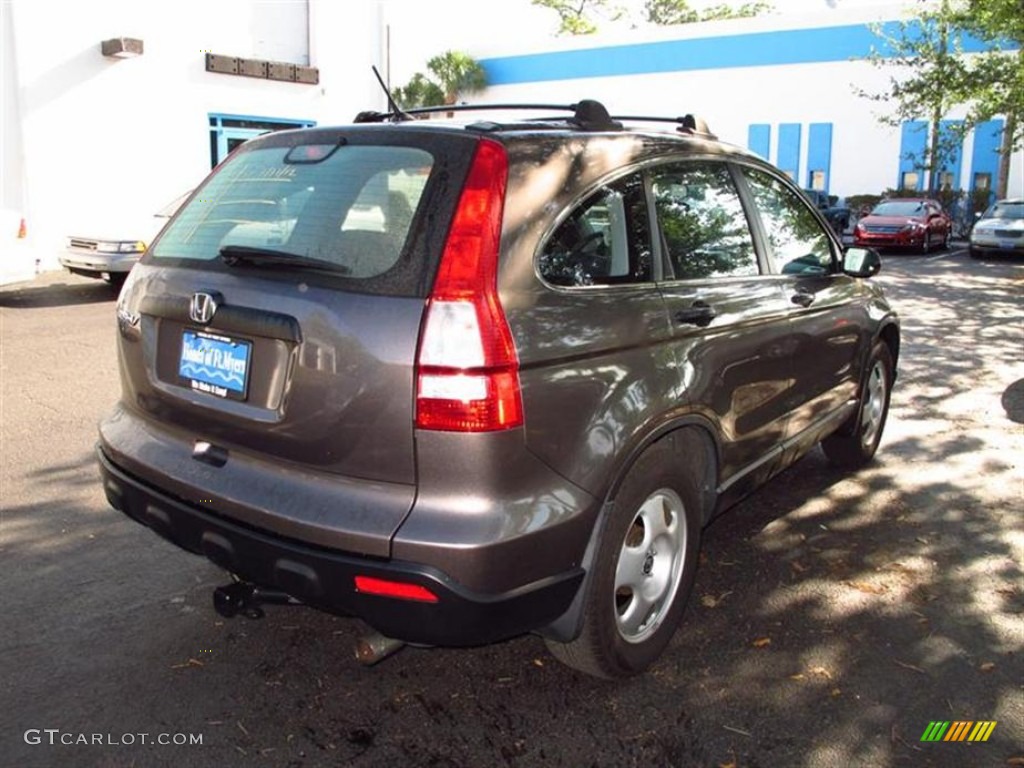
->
98;101;899;678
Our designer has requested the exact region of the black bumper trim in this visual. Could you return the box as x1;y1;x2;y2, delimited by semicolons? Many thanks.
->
98;447;583;646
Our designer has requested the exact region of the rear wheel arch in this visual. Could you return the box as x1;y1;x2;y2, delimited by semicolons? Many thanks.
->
537;421;719;648
544;428;709;676
606;420;720;527
878;322;900;378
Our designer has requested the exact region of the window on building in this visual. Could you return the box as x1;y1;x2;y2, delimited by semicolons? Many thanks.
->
208;114;315;167
900;171;920;191
939;171;955;191
808;170;826;191
973;172;991;191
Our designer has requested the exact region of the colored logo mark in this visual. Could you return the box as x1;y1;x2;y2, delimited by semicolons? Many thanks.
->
920;721;997;742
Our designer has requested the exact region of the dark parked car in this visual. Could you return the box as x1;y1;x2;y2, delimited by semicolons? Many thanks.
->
802;188;850;235
98;101;899;678
853;197;951;253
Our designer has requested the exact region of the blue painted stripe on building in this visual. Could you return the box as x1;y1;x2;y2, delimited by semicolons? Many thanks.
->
970;119;1004;199
898;121;928;190
748;124;770;160
806;123;833;190
480;22;995;85
777;123;801;182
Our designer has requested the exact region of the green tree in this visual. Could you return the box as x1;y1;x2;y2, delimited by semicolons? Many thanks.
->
645;0;772;26
392;51;487;111
944;0;1023;197
392;73;445;110
860;0;1022;197
530;0;623;35
859;1;967;194
426;51;488;105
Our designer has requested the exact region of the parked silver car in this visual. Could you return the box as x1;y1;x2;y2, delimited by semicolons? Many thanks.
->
970;199;1024;258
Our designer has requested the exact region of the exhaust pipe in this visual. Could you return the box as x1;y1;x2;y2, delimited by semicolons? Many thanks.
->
355;631;405;666
213;582;299;619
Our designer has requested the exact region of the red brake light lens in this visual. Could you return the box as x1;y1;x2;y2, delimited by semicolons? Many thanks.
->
415;139;523;432
354;576;439;603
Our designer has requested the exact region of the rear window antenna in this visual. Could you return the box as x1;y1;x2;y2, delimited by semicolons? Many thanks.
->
371;65;410;122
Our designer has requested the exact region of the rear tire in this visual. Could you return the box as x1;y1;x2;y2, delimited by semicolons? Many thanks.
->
545;436;702;678
822;342;893;468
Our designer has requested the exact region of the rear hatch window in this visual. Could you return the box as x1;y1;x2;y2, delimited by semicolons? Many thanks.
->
147;131;461;296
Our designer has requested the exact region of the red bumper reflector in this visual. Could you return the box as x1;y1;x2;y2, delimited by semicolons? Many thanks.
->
354;576;439;603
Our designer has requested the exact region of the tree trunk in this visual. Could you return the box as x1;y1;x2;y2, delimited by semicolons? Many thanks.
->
927;115;941;194
996;112;1015;199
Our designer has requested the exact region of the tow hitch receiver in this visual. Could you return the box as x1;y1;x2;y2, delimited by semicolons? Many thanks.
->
213;582;299;619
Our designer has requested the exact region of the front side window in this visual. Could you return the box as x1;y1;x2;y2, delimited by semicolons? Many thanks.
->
741;168;835;276
651;161;758;281
151;144;433;281
539;173;652;287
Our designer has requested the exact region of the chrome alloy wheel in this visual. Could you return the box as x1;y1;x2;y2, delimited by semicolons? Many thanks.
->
860;359;888;449
613;489;688;644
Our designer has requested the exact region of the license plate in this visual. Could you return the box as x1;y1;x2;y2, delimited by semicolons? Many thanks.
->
998;240;1016;250
179;330;252;400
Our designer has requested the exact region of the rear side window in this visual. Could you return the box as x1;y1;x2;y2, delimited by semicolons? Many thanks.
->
150;145;433;280
651;162;758;280
741;167;835;275
539;173;653;287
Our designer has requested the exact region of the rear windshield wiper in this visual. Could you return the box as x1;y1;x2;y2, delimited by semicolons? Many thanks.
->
219;245;351;275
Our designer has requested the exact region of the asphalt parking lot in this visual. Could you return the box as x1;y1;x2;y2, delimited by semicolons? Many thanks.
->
1;247;1021;768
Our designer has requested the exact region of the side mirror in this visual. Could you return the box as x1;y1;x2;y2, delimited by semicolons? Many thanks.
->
843;246;881;278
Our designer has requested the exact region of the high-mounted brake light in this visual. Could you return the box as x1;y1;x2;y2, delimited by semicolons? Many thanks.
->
415;139;523;432
354;576;439;603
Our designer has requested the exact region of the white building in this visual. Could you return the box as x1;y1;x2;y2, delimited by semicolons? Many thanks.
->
2;0;1020;282
473;2;1021;203
1;0;387;280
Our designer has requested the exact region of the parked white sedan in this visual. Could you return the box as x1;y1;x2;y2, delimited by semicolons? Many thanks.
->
970;199;1024;259
60;192;189;285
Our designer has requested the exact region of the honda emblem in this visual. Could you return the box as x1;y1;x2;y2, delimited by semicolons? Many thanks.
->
189;292;219;325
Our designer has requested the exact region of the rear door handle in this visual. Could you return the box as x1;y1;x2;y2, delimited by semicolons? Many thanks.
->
673;301;717;327
791;290;815;307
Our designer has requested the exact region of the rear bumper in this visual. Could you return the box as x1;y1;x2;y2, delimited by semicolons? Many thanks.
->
98;446;584;646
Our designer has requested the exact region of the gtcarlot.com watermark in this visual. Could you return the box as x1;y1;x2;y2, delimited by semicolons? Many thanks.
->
24;729;202;746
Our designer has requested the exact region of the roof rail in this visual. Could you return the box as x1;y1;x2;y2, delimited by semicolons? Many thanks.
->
352;100;713;137
354;102;575;124
610;114;717;139
353;100;622;131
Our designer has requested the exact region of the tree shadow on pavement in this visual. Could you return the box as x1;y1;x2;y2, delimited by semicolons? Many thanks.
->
2;258;1019;768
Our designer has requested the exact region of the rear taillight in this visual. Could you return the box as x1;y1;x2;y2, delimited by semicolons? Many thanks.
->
17;218;27;239
415;139;523;432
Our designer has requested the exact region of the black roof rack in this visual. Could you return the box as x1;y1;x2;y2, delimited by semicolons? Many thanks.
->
353;99;714;137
